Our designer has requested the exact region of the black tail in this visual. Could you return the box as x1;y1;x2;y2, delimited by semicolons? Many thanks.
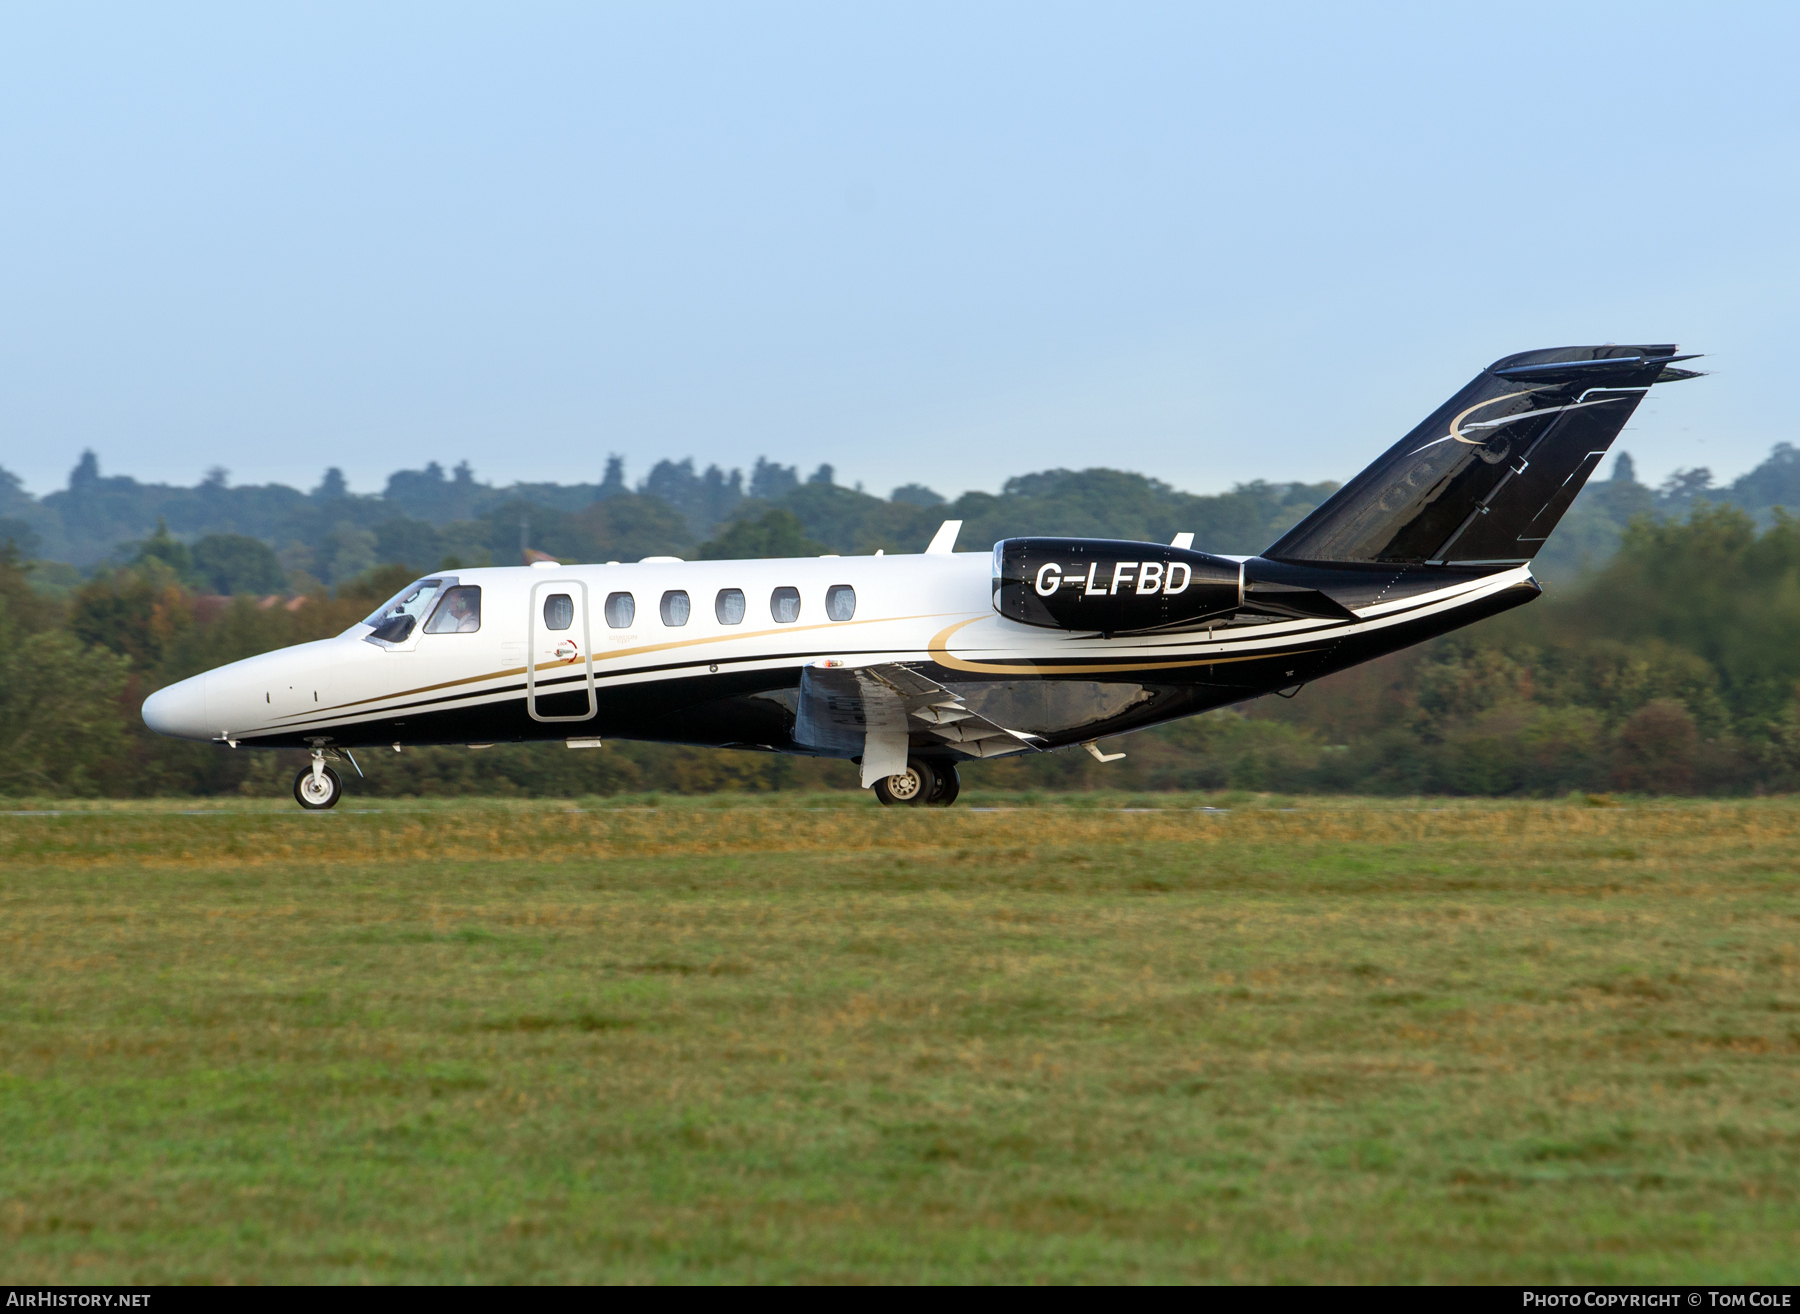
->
1263;345;1703;566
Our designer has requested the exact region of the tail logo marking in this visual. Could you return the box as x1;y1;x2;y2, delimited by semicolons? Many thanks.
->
1412;391;1631;459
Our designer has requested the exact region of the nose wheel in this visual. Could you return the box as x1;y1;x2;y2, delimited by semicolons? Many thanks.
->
294;757;343;809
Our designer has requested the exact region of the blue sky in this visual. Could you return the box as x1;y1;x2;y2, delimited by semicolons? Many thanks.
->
1;2;1794;501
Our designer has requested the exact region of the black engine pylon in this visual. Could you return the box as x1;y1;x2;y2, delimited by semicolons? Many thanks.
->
1238;559;1359;622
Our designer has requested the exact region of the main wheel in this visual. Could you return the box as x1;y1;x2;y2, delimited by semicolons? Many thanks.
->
294;764;342;810
873;759;936;807
926;761;960;806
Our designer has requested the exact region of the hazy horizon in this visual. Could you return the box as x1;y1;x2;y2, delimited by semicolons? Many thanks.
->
0;438;1681;505
2;3;1790;501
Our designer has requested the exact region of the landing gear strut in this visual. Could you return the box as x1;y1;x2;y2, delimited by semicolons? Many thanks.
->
294;750;342;810
873;758;960;807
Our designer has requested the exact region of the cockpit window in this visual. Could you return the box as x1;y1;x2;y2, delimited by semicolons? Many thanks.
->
425;586;482;634
363;579;442;644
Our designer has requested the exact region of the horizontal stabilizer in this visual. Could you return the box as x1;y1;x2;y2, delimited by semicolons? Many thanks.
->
1491;352;1700;383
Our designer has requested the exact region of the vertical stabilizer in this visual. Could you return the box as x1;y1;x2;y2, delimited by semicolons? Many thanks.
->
1264;345;1702;565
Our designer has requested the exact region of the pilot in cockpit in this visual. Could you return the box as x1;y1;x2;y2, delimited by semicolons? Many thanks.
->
427;586;482;634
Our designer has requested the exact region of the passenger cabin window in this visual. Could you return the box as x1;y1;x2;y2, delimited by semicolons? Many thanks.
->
715;588;745;625
542;593;574;631
660;590;690;626
425;586;482;634
363;578;442;644
771;586;801;624
826;585;855;622
604;592;635;629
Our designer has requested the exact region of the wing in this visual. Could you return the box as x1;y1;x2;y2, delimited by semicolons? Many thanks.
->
795;661;1044;786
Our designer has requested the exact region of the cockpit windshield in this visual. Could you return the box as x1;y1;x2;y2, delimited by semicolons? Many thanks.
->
362;579;443;644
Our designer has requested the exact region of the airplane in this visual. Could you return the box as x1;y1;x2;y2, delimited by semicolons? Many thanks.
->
142;344;1702;809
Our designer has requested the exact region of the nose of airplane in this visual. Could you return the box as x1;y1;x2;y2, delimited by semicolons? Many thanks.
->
142;674;211;741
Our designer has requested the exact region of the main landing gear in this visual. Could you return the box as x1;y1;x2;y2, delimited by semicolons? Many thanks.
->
294;750;342;810
873;758;960;807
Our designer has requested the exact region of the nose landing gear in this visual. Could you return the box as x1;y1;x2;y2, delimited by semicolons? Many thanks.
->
872;759;961;807
294;750;343;810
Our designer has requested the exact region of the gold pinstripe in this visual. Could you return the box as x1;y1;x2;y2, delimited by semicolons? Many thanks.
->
927;618;1325;675
269;610;958;724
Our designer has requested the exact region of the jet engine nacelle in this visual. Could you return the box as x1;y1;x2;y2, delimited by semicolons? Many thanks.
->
991;537;1244;634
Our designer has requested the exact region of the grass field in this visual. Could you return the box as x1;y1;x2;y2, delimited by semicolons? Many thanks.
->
2;793;1798;1283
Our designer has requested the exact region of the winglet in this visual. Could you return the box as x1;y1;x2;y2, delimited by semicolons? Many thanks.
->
925;520;962;554
1170;532;1194;549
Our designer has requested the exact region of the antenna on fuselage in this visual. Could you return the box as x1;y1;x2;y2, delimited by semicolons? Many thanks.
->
925;520;962;554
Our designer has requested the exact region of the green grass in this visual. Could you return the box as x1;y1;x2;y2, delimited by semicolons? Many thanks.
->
2;794;1798;1282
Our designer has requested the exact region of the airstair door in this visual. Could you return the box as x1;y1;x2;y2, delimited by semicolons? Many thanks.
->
528;580;597;722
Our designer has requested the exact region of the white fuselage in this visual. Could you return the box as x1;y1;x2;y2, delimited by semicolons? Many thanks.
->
142;548;1537;763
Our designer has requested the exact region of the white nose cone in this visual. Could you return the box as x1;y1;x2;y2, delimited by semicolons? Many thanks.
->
142;674;211;741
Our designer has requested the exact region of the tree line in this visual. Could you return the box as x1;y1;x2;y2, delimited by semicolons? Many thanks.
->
12;440;1800;590
4;496;1800;798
